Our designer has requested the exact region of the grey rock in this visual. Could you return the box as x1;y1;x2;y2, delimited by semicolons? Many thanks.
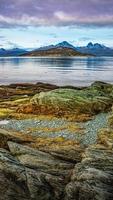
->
8;142;74;174
7;142;76;199
0;148;30;200
1;141;113;200
65;146;113;200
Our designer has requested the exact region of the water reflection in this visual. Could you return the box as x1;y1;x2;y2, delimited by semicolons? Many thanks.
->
86;57;107;70
0;57;113;86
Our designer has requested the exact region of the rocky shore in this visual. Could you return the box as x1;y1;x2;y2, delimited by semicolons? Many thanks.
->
0;81;113;200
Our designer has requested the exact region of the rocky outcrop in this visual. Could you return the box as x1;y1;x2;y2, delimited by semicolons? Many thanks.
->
1;81;113;200
1;120;113;200
0;125;83;200
8;142;76;200
0;81;113;120
18;82;113;116
0;127;83;161
1;140;113;200
65;145;113;200
0;148;30;200
0;140;81;200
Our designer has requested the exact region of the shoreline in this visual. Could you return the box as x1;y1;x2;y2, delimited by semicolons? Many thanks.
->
0;80;112;88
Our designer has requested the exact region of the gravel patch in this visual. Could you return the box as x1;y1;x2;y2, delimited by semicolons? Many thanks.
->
0;112;110;145
81;112;110;145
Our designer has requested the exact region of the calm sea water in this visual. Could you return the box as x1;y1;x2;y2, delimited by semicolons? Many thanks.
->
0;57;113;86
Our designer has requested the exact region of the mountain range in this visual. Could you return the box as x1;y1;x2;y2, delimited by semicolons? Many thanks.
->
77;42;113;56
0;48;28;57
0;41;113;57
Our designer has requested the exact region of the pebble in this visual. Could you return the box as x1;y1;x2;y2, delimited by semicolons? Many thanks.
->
0;112;110;145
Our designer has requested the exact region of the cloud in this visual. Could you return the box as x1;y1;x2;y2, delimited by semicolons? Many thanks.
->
0;0;113;28
54;11;113;27
78;37;94;41
49;33;58;38
0;35;6;40
54;11;75;22
0;14;50;27
6;41;23;48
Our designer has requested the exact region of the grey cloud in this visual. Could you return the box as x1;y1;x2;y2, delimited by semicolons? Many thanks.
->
0;0;113;28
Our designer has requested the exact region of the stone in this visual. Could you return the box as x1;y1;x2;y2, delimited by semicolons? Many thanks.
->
0;127;36;149
18;81;113;117
8;142;75;174
7;142;79;199
0;148;30;200
1;139;113;199
65;145;113;200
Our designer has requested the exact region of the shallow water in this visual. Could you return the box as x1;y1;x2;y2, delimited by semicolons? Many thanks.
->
0;57;113;86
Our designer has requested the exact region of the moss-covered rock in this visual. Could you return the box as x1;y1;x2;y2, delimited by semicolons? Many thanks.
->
28;84;113;116
98;128;113;149
1;81;113;119
97;112;113;149
108;114;113;128
91;81;113;95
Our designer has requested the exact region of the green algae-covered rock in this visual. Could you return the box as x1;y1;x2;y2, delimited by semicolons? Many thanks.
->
108;115;113;128
91;81;113;97
31;85;112;115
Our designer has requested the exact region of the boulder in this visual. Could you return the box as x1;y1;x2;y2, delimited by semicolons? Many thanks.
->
18;87;112;117
1;140;113;199
0;141;77;200
91;81;113;97
0;148;30;200
98;128;113;149
16;81;113;117
7;142;80;199
8;142;75;174
65;145;113;200
0;128;35;149
0;127;83;162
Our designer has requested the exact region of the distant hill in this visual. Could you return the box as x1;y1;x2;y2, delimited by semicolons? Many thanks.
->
77;42;113;56
22;46;90;57
55;41;76;49
0;48;28;57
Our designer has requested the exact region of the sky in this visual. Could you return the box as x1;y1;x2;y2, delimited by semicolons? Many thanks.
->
0;0;113;49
